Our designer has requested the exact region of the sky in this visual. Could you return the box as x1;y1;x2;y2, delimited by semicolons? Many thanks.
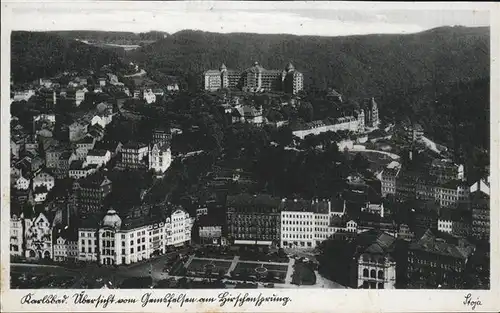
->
6;2;491;37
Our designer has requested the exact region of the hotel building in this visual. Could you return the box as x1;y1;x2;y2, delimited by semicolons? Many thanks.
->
204;62;304;94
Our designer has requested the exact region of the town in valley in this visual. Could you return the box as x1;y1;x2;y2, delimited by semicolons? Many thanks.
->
9;26;490;290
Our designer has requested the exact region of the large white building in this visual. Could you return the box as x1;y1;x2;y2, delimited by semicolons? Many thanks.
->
292;116;361;140
77;205;193;265
279;198;355;249
149;143;172;175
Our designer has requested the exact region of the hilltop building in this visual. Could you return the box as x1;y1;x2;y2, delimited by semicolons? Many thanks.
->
204;62;304;94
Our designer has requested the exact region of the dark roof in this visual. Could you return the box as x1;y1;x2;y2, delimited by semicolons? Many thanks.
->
198;214;223;227
123;141;148;149
227;193;281;210
439;207;471;223
59;151;73;160
95;140;121;151
439;180;469;189
76;137;95;144
87;149;109;157
79;173;111;188
356;230;396;256
53;227;79;242
409;229;475;259
69;160;84;169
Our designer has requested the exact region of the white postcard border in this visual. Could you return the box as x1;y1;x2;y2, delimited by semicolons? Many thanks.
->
1;1;499;312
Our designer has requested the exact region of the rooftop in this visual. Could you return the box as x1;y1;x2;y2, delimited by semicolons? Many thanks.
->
409;229;475;259
87;149;109;157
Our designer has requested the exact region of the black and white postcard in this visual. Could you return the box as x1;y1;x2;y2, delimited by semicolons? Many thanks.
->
1;1;499;312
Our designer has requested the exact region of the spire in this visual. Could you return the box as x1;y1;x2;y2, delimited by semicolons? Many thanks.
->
220;63;227;71
286;62;295;71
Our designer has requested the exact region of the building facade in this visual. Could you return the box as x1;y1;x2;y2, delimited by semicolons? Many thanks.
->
357;232;397;289
117;142;149;170
77;205;193;265
226;194;281;246
24;212;53;259
279;198;351;249
470;190;490;241
407;230;475;288
75;174;112;217
292;116;361;139
148;143;172;175
204;62;304;94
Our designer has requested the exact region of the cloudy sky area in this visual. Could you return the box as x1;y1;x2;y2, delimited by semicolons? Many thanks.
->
8;2;491;37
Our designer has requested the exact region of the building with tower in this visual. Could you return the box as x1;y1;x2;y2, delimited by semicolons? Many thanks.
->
204;62;304;94
365;97;380;128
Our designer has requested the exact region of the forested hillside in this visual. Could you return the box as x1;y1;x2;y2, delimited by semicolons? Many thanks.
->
385;78;490;182
11;31;128;84
132;26;489;96
48;30;168;44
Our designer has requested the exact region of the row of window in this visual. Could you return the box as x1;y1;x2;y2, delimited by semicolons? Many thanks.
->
282;233;313;239
282;241;313;247
361;281;384;289
362;269;385;279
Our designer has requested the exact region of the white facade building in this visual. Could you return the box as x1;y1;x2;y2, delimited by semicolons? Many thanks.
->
148;143;172;175
78;206;193;265
32;171;55;191
10;213;24;256
280;199;350;249
292;116;360;139
437;219;453;234
13;175;30;190
143;89;157;104
24;212;53;259
53;231;79;262
13;89;36;102
84;149;111;168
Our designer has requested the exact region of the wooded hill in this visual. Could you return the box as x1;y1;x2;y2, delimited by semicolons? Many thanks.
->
131;26;489;96
11;31;128;84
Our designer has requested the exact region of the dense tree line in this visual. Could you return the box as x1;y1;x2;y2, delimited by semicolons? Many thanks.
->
48;30;168;44
11;31;128;83
131;27;489;96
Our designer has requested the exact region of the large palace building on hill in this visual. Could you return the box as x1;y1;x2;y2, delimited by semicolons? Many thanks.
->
204;62;304;94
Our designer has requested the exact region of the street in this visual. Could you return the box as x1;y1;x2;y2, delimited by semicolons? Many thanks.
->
11;248;190;288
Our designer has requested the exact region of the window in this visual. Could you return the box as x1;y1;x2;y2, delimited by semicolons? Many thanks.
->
363;269;369;277
130;248;134;253
370;269;376;278
378;270;384;279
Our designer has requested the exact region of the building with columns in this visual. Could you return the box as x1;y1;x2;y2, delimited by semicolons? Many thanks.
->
356;230;397;289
